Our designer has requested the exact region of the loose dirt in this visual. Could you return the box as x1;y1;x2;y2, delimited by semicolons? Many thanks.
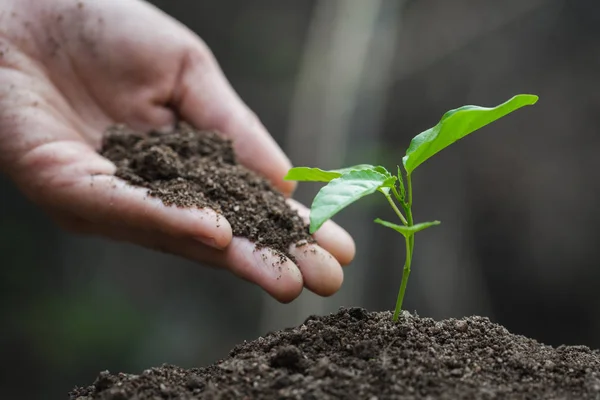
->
70;307;600;399
99;123;314;260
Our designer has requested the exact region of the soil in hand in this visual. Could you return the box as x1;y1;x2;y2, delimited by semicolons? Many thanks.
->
100;123;313;260
70;307;600;399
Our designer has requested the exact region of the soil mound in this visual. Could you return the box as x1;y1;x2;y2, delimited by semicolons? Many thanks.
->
70;308;600;399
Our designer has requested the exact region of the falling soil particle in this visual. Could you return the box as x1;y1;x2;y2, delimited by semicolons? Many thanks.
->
99;123;314;260
70;307;600;399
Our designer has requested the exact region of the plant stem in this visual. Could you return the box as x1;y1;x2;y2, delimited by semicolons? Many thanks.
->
393;234;412;321
406;174;414;255
393;173;414;321
384;191;408;226
406;173;413;207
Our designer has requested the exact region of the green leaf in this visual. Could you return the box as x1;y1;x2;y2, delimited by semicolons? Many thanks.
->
371;166;393;178
309;169;390;233
396;165;406;200
284;167;343;183
285;164;389;183
374;218;440;238
333;164;379;175
402;94;538;174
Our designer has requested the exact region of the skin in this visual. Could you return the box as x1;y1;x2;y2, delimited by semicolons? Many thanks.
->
0;0;355;302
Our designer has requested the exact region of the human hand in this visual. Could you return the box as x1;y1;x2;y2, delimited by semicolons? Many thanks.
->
0;0;355;302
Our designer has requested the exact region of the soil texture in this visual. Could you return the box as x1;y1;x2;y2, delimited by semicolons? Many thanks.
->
70;307;600;399
100;123;313;259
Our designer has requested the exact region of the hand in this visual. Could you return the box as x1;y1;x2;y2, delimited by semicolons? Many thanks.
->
0;0;355;302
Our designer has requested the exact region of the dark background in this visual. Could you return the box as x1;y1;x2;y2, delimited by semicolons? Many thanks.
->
2;0;600;398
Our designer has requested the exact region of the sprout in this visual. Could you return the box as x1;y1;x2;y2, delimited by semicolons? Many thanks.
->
285;94;538;321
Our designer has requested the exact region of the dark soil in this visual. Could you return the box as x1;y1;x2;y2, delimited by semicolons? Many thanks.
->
70;308;600;399
99;123;313;259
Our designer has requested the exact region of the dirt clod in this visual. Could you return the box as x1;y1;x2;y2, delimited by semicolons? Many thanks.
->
270;345;304;371
70;307;600;399
100;123;314;260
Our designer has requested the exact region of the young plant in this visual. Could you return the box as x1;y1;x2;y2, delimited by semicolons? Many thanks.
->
285;94;538;321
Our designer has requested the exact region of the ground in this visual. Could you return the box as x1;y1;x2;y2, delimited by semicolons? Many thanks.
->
70;307;600;399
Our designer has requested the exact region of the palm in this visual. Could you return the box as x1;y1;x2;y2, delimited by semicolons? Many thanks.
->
0;0;354;302
16;0;203;159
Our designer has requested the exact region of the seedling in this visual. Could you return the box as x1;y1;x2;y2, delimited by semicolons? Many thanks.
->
285;94;538;321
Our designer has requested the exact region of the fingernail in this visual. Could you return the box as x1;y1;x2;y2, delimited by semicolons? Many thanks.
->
195;236;223;249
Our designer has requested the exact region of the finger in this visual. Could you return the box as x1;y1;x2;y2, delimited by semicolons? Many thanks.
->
289;242;343;297
19;141;233;249
73;222;305;303
287;199;356;265
220;239;304;303
172;45;296;196
71;174;233;249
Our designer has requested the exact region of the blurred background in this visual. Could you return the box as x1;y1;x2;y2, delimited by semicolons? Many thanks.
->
2;0;600;398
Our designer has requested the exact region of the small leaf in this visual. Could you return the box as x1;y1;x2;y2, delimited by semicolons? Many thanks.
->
285;164;388;183
396;165;406;200
284;167;343;183
372;166;393;178
309;169;390;233
334;164;392;180
402;94;538;174
333;164;379;174
374;218;440;238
